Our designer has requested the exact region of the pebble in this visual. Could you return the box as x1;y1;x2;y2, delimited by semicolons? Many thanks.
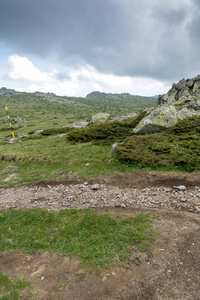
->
175;185;187;191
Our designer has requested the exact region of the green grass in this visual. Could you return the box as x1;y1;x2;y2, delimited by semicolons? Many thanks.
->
0;271;32;300
0;92;156;184
0;92;155;139
0;135;140;185
0;92;199;186
0;208;157;270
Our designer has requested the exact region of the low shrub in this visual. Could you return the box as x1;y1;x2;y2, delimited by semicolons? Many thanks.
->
67;111;148;143
166;116;200;134
115;116;200;172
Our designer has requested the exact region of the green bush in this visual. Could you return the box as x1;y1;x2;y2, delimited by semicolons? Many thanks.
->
115;116;200;172
67;111;148;143
166;116;200;134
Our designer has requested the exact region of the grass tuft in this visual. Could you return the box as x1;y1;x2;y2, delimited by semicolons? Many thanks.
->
0;271;31;300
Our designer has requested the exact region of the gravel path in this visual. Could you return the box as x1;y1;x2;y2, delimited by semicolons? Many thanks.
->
1;172;200;214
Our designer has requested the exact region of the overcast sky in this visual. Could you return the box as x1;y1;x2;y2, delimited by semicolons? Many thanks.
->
0;0;199;97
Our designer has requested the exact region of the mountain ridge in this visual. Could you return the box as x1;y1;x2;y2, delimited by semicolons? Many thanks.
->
0;87;157;101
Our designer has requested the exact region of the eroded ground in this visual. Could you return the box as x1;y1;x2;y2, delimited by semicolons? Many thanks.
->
0;171;200;300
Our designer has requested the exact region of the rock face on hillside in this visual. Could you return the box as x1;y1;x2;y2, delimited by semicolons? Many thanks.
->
133;75;200;134
157;74;200;105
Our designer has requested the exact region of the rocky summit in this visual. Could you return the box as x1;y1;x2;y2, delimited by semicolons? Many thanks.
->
133;74;200;134
157;74;200;105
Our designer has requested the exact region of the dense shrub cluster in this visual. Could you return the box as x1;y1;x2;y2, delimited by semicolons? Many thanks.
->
67;111;148;142
115;116;200;172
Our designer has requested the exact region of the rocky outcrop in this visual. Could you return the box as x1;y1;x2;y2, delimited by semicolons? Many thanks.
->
157;74;200;105
133;75;200;134
0;87;20;96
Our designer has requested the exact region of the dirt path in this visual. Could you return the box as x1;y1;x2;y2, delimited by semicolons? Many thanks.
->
0;171;200;299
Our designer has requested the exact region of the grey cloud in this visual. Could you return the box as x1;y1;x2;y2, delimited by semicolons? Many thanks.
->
0;0;200;82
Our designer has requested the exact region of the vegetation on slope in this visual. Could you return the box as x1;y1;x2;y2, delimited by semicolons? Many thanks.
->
0;91;199;186
115;116;200;172
67;111;148;142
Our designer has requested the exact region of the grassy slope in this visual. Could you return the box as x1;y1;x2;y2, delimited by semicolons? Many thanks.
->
0;93;156;185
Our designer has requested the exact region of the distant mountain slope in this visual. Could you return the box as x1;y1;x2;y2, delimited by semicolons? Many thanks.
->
86;91;157;101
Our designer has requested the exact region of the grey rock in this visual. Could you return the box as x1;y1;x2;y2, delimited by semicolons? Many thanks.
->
72;120;89;128
186;79;194;88
8;138;17;144
157;75;200;106
90;112;110;124
33;130;43;135
177;107;200;120
17;132;27;138
175;185;187;191
110;143;118;154
133;105;178;134
195;206;200;213
136;74;200;134
176;79;187;90
91;184;100;190
188;100;200;111
193;74;200;82
90;183;100;191
179;198;187;202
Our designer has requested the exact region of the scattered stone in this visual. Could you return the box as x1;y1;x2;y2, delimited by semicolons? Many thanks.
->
110;143;118;154
0;179;200;213
175;185;187;191
3;173;18;182
17;132;27;138
91;184;100;190
33;130;43;135
8;138;17;144
195;206;200;213
72;120;90;128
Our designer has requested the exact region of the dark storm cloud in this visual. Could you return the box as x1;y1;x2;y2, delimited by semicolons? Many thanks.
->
0;0;199;82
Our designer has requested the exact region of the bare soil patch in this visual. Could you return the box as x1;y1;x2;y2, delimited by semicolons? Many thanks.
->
1;171;200;299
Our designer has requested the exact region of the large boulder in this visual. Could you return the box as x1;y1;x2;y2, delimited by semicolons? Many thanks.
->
133;105;178;134
133;105;200;134
133;74;200;134
90;112;110;124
